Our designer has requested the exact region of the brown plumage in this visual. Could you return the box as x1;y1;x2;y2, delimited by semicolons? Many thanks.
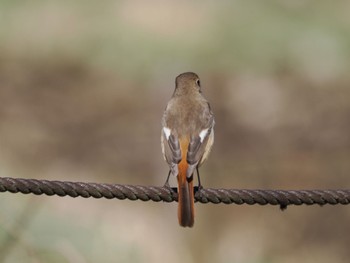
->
161;72;214;227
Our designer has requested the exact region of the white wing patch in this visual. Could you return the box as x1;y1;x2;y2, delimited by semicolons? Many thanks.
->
199;128;209;142
163;127;171;140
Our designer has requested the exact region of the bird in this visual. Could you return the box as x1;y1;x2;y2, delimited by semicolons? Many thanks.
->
161;72;214;227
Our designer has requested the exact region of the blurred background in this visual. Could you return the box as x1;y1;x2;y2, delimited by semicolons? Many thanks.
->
0;0;350;262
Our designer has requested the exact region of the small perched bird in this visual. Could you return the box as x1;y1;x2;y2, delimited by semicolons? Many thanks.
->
161;72;214;227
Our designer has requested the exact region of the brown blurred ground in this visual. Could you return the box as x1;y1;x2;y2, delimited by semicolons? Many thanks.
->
0;1;350;263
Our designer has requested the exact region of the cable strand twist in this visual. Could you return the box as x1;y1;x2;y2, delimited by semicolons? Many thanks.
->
0;177;349;209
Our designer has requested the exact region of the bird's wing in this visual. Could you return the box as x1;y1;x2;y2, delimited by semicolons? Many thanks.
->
186;104;215;177
161;127;182;176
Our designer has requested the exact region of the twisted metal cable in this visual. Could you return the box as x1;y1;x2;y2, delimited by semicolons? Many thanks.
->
0;177;349;209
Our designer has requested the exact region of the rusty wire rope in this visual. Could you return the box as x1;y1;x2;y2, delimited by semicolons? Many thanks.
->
0;177;349;209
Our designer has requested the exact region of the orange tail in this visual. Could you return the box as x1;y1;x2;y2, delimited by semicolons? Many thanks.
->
177;160;195;227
